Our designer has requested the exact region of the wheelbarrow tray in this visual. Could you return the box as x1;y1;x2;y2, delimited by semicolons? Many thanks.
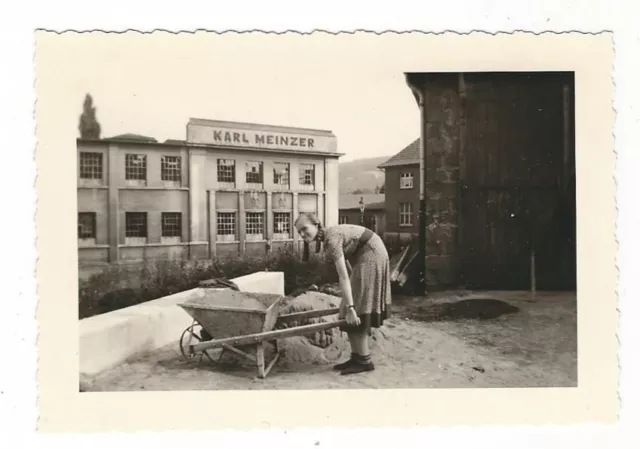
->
178;289;283;340
178;292;347;379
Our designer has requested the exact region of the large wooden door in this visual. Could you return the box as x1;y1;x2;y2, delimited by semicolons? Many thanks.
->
460;73;576;290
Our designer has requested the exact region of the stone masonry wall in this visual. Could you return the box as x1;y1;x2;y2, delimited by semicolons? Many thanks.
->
423;77;461;288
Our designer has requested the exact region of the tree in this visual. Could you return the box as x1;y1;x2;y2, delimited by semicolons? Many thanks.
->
78;94;102;139
375;183;385;194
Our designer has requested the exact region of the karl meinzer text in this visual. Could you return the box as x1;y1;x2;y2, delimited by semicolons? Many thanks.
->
213;130;315;148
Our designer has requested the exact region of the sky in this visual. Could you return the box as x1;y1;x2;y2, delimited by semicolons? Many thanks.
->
36;32;421;162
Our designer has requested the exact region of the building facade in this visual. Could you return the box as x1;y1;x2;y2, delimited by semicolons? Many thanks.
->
378;140;420;240
77;119;341;275
338;194;386;235
380;72;576;291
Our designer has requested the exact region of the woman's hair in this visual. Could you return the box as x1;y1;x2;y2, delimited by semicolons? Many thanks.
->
295;212;325;261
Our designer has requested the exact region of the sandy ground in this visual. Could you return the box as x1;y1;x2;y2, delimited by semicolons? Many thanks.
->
84;291;576;391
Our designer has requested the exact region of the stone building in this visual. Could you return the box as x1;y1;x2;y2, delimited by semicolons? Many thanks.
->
77;118;341;277
338;193;385;235
381;72;576;292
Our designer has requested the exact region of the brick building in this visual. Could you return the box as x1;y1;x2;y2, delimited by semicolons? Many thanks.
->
338;194;385;235
77;118;341;277
378;139;420;240
381;72;576;291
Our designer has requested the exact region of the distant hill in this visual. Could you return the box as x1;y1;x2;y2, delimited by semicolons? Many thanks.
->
338;156;391;194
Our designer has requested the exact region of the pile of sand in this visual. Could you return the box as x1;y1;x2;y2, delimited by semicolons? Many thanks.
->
277;292;342;348
317;283;341;297
273;291;397;366
276;335;351;365
185;290;271;310
280;291;342;311
276;325;397;366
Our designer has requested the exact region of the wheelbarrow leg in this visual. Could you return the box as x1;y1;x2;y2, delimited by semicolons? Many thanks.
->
264;340;280;378
256;340;280;379
256;342;266;379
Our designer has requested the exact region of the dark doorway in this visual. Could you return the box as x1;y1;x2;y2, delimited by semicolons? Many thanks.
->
459;72;576;290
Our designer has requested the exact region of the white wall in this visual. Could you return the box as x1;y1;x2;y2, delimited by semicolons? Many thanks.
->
79;271;285;379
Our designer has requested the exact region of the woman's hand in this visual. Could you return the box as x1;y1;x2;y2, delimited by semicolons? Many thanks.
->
345;307;361;326
334;256;359;326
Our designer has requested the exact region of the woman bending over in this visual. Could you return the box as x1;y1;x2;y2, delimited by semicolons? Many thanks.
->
295;212;392;375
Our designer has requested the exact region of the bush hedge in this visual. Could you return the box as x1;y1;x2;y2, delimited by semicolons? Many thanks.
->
78;247;337;319
78;236;412;320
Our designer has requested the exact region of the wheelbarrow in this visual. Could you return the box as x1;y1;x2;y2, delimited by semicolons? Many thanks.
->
177;287;346;379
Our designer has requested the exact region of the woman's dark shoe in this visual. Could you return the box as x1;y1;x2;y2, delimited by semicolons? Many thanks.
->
340;353;375;375
340;362;375;375
333;354;356;370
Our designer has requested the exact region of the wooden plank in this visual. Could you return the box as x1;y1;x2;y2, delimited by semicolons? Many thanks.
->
258;341;280;379
460;74;571;289
190;319;348;353
456;73;467;285
398;249;419;287
264;351;280;378
276;308;339;324
562;81;571;193
221;343;256;362
256;343;265;378
390;245;410;281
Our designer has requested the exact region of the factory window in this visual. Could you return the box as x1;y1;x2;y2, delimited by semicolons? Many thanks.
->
161;212;182;238
246;161;263;186
399;203;413;226
125;212;148;244
273;162;290;188
78;212;96;240
125;154;147;181
216;212;236;242
246;212;265;241
400;173;414;189
273;212;291;239
339;216;349;225
299;163;315;190
161;156;182;183
79;152;103;180
217;159;236;185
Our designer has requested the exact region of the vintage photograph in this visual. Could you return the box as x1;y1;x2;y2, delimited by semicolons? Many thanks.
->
35;32;618;430
62;35;579;392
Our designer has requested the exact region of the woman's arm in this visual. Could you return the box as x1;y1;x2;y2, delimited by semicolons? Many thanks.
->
334;255;354;307
345;259;353;277
323;229;357;315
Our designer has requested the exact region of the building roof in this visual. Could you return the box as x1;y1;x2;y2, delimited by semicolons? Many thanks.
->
104;133;158;143
77;137;342;158
367;201;385;210
339;194;385;211
378;138;420;168
163;139;186;145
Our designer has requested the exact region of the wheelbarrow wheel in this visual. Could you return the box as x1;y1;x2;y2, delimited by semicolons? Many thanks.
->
179;322;218;365
179;323;200;361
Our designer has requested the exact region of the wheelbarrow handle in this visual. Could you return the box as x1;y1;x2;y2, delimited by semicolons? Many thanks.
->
190;319;348;353
276;307;339;325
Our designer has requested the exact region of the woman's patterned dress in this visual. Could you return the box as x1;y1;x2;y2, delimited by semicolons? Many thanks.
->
323;224;392;329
